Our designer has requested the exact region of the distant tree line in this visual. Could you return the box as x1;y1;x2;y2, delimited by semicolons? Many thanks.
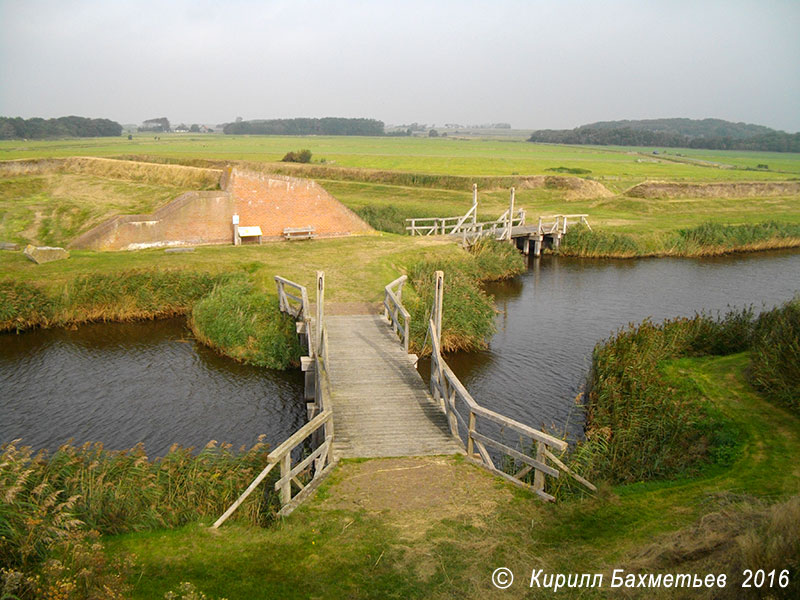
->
139;117;171;133
0;116;122;139
223;117;385;136
528;118;800;153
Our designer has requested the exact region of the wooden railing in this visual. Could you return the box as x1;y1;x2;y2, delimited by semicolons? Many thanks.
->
406;209;526;239
213;273;334;527
456;209;526;245
383;275;410;353
275;275;310;319
536;214;591;235
426;317;595;501
405;215;465;236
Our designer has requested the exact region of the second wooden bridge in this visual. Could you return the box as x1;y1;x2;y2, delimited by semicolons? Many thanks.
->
212;270;594;527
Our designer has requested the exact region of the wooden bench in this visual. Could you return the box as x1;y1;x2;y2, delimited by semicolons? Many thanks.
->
283;226;316;241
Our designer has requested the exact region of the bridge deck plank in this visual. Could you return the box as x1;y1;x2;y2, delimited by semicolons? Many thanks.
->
326;315;463;458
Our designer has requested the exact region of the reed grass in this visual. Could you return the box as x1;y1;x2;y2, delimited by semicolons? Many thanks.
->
560;221;800;257
405;239;524;354
0;439;278;599
580;299;799;485
189;279;302;369
0;270;230;332
749;297;800;411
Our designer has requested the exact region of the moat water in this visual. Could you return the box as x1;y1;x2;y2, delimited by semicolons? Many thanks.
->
1;249;798;453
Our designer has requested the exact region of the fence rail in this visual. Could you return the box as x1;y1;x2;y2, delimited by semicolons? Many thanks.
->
383;275;410;353
213;273;334;527
427;317;595;501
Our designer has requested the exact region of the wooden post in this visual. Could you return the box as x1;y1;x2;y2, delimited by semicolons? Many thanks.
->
434;270;444;348
537;216;542;234
534;237;542;257
280;453;292;505
523;237;530;256
316;271;324;354
472;183;478;225
467;411;476;457
507;187;515;242
533;442;545;492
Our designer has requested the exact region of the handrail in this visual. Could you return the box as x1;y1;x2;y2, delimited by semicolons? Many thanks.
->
383;275;410;353
427;317;594;501
274;275;310;320
213;272;334;527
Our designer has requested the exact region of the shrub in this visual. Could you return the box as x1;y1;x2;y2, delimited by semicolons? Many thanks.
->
281;149;312;163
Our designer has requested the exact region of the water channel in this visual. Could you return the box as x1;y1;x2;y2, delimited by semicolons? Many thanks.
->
1;250;798;453
0;319;304;455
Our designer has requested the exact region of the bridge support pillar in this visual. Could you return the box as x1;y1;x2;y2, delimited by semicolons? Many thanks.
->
553;234;561;252
533;237;542;257
522;237;530;256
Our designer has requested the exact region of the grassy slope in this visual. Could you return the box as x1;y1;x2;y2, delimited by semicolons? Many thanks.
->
107;353;800;599
1;136;798;254
0;172;193;246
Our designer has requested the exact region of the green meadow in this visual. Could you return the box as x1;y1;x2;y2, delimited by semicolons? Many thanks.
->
2;133;799;187
1;135;799;598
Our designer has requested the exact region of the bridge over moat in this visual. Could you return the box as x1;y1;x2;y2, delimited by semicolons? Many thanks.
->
212;270;594;527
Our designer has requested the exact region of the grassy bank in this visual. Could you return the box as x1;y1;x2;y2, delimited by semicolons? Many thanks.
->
579;297;800;485
404;239;526;353
0;270;231;332
560;221;800;257
1;236;522;363
101;351;800;599
0;439;278;599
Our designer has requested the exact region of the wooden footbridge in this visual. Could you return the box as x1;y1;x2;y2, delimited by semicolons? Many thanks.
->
212;270;594;527
406;184;591;256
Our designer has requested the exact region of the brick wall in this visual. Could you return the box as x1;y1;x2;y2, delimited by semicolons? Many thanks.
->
71;168;372;250
226;169;373;238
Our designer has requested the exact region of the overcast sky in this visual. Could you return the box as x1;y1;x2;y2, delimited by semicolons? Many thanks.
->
1;0;798;131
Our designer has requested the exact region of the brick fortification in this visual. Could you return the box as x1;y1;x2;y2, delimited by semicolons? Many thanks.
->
223;169;372;239
71;167;373;250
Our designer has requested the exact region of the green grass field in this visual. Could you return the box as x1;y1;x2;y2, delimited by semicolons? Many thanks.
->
3;134;799;187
